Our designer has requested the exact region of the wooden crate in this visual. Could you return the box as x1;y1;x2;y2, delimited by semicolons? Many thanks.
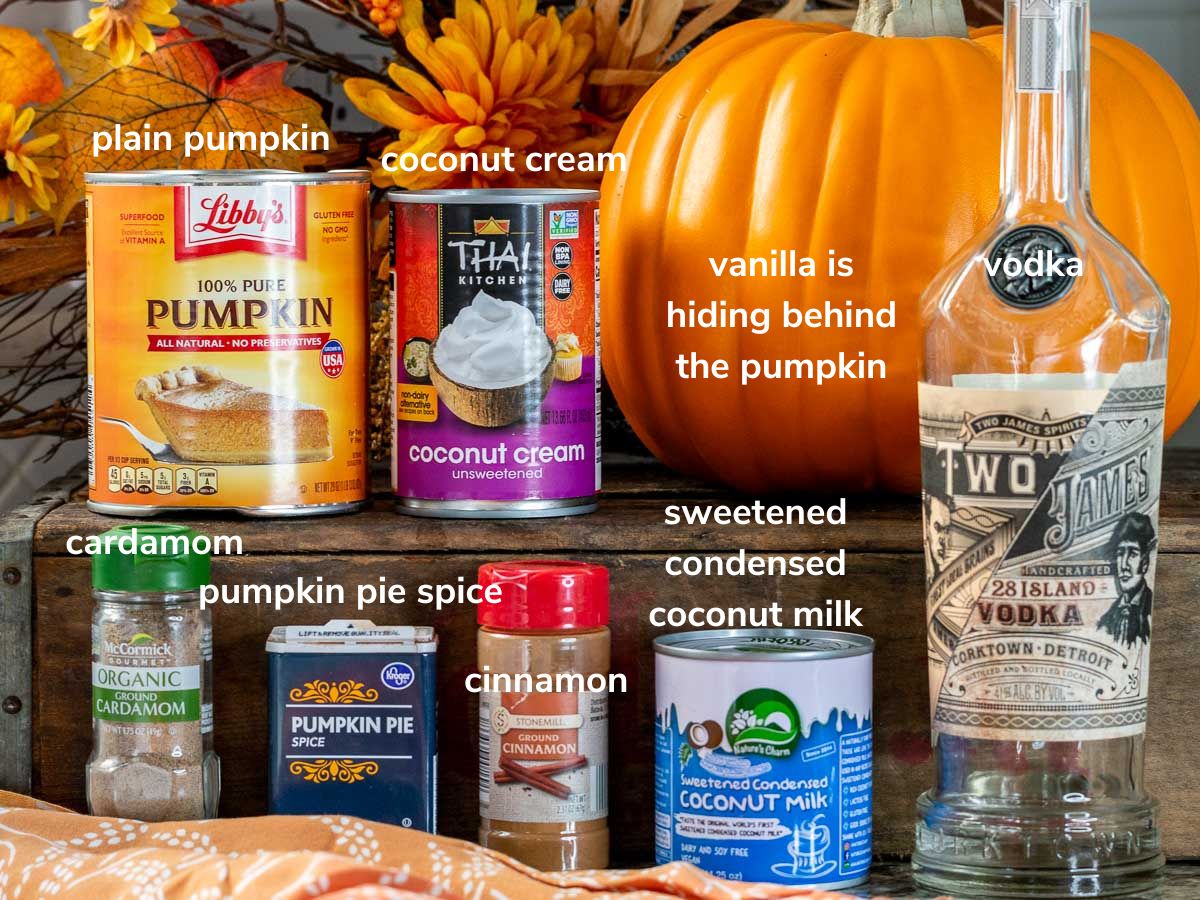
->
3;453;1199;865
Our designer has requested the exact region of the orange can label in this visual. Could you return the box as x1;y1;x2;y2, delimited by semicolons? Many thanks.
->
86;176;369;512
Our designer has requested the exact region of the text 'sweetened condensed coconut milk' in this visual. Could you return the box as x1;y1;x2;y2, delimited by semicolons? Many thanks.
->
266;620;437;831
86;170;369;517
655;630;874;889
389;189;600;518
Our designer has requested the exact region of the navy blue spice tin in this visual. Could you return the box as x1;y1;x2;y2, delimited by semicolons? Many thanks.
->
267;620;437;830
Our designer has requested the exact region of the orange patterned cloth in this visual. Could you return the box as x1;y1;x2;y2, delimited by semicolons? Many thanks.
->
0;791;859;899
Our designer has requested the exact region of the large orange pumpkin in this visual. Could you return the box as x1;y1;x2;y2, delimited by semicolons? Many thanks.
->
601;9;1200;494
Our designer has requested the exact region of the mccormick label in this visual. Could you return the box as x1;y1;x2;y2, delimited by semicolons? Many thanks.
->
91;627;212;732
391;196;600;507
85;175;368;513
654;632;873;888
479;689;608;824
266;621;437;831
919;360;1166;741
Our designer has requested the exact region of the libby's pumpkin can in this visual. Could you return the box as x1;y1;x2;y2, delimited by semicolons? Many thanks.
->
85;170;370;517
389;189;601;518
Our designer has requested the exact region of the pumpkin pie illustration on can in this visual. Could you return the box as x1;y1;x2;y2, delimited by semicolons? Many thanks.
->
134;365;332;465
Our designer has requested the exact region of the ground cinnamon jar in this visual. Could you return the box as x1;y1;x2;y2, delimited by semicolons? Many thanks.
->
477;561;610;871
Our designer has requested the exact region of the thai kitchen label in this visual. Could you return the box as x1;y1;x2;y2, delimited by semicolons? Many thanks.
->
655;651;872;887
478;689;608;823
919;360;1166;741
85;177;369;512
391;198;599;504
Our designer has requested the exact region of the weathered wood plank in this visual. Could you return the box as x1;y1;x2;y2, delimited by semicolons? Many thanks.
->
30;550;1200;862
34;451;1200;557
0;467;81;793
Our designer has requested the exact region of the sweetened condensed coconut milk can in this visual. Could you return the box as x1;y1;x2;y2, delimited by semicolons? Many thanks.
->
85;170;370;517
654;629;874;889
389;189;600;518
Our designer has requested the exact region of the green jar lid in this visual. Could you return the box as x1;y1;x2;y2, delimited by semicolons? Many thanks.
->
91;524;211;592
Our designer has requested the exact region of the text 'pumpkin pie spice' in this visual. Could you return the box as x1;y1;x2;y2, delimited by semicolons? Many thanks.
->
389;189;600;519
85;170;370;517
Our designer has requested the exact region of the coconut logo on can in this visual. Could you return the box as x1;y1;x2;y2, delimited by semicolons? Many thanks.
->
654;630;874;890
389;189;600;518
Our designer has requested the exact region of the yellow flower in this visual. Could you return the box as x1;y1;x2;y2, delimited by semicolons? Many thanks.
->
74;0;180;68
0;103;59;225
345;0;596;189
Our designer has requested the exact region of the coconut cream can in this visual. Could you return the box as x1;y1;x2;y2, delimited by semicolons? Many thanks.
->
654;630;874;889
389;189;600;518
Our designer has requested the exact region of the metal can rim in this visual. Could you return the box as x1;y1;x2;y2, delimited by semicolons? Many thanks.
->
85;169;370;185
266;624;438;652
654;628;874;661
387;188;599;203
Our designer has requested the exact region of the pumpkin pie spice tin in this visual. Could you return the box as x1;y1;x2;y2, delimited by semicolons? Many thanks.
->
266;620;437;831
389;189;601;518
85;170;370;517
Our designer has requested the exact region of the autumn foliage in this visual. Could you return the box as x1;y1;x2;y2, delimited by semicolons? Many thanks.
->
40;29;328;227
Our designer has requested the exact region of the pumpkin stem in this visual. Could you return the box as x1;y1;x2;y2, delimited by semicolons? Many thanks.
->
852;0;969;37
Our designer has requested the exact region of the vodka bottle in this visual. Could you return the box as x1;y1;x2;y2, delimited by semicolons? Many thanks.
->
914;0;1168;895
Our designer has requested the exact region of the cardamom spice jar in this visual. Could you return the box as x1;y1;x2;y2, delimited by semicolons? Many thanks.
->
477;560;610;871
86;524;220;821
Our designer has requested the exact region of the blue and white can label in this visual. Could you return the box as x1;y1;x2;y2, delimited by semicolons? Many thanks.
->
654;630;873;888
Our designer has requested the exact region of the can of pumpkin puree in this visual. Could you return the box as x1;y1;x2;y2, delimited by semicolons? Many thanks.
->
85;170;369;517
655;630;874;889
389;189;600;518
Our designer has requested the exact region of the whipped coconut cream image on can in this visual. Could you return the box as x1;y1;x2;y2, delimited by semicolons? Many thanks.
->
654;630;874;889
389;189;600;518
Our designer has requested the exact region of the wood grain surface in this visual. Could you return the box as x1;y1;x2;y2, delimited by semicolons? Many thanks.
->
26;451;1200;863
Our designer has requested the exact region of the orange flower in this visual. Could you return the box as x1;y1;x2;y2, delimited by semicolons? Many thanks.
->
74;0;180;68
345;0;596;189
0;103;59;224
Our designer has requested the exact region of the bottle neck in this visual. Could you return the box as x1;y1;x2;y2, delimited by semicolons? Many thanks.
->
1000;0;1091;217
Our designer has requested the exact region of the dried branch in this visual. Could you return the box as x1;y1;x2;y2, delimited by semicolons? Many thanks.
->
179;0;384;80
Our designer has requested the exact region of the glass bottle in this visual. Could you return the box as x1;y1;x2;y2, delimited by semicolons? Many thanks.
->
476;560;610;871
87;524;220;821
914;0;1168;896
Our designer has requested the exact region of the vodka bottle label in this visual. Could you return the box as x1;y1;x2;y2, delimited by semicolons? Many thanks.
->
919;359;1165;741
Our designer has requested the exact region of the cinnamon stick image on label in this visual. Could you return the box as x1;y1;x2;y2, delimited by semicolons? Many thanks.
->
494;754;586;784
498;760;573;799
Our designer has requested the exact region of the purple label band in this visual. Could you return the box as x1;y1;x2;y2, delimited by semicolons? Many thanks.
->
396;357;597;502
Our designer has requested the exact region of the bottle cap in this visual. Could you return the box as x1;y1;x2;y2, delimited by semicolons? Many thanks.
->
91;524;212;592
477;560;609;630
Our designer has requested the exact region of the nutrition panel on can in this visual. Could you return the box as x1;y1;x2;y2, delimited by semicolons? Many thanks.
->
654;631;873;889
85;172;369;514
390;190;600;513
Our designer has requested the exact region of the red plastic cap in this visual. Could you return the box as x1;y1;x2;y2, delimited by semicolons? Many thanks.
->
477;560;609;630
